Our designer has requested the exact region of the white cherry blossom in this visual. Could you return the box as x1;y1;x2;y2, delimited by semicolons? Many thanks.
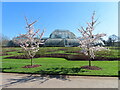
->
78;11;107;66
13;17;45;66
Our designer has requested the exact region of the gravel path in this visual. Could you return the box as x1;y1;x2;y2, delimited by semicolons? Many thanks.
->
0;73;118;88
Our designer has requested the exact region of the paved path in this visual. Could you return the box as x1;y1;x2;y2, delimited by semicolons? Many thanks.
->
0;73;118;88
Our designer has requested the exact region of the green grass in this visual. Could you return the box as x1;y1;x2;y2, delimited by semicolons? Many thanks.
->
1;47;119;76
2;57;118;76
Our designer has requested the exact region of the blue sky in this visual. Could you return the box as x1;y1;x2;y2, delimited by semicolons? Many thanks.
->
2;2;118;40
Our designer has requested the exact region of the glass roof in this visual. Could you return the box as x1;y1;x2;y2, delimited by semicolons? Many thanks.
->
49;29;76;39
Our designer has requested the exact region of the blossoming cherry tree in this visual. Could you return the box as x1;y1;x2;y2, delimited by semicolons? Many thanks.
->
14;17;45;68
78;11;107;70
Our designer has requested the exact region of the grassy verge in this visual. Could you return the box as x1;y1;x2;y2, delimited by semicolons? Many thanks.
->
2;57;118;76
1;47;119;76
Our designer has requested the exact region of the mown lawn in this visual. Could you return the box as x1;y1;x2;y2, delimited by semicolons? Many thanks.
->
1;47;119;76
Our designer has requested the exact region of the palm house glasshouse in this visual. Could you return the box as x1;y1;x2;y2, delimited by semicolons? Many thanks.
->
44;30;80;47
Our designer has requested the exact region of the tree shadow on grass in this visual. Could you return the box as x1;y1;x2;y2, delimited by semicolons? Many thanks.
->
38;67;87;75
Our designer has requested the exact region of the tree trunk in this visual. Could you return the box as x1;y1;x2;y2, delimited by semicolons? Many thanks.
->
31;57;33;66
87;50;91;67
89;58;91;67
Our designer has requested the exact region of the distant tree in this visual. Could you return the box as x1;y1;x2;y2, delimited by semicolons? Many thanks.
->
107;37;112;46
0;34;10;46
107;34;118;46
7;40;19;47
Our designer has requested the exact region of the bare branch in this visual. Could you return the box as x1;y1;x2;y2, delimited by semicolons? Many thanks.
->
24;16;29;26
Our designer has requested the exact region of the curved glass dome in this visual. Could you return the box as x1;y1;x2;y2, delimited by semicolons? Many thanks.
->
49;30;76;39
